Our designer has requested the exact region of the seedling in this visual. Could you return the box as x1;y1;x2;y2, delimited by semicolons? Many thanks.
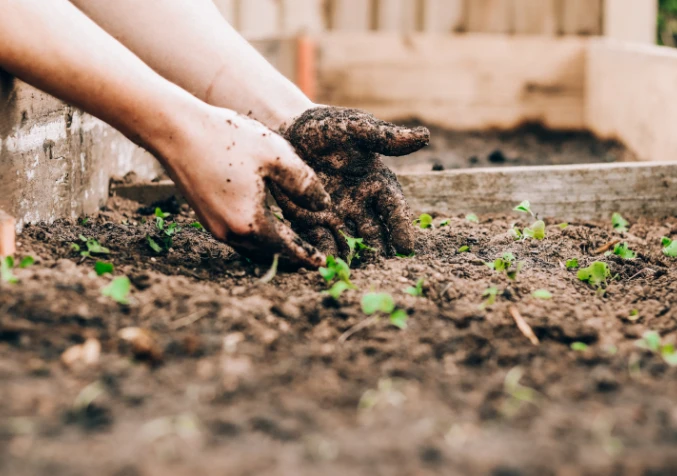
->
155;207;170;219
465;213;479;223
486;252;523;280
523;220;546;240
558;223;569;229
479;286;499;309
361;292;408;330
319;256;356;300
404;278;424;297
611;213;629;233
101;276;131;304
628;309;640;322
340;231;375;266
413;213;433;230
259;254;279;284
439;219;451;227
94;261;114;276
577;261;611;289
458;245;470;253
514;200;534;217
189;222;204;230
532;289;552;300
396;252;415;259
571;342;589;351
502;367;540;417
75;234;110;259
661;236;677;257
509;226;522;241
1;255;35;284
608;242;636;260
565;258;579;269
148;215;182;253
326;281;352;300
635;331;677;366
80;217;90;226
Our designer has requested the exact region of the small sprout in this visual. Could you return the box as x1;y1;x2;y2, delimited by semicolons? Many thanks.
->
147;236;163;254
480;286;499;309
486;252;515;271
571;342;589;351
465;213;479;223
94;261;114;276
76;235;110;259
189;222;204;230
628;309;640;322
80;217;90;226
404;278;424;297
661;236;677;257
340;231;375;266
502;367;540;417
325;280;352;300
558;223;569;229
155;207;170;219
611;213;628;233
71;243;81;252
523;220;546;240
635;331;677;366
148;216;182;252
514;200;534;217
565;258;579;269
396;252;415;259
532;289;552;300
609;242;636;260
389;309;409;330
458;245;470;253
19;256;34;269
101;276;131;304
319;256;351;284
577;261;611;288
439;219;451;227
1;256;18;284
361;292;408;330
413;213;434;230
509;226;522;240
259;254;279;284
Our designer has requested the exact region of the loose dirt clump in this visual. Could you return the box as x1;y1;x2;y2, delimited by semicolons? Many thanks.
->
2;196;677;476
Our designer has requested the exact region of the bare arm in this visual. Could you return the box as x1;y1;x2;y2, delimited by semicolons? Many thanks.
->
69;0;313;130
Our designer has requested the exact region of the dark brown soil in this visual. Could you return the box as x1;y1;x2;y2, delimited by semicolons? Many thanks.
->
385;122;638;173
2;193;677;476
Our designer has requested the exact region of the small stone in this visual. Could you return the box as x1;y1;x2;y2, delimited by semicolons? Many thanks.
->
118;328;163;364
61;338;101;370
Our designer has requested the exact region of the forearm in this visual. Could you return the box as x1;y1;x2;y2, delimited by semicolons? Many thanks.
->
69;0;313;130
0;0;202;159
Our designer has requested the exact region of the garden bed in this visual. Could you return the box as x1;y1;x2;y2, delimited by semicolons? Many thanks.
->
2;192;677;475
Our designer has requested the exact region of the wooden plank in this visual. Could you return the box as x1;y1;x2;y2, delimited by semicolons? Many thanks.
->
113;162;677;220
466;0;512;34
280;0;326;34
560;0;603;36
375;0;421;33
237;0;281;39
604;0;657;44
512;0;558;35
329;0;372;31
421;0;465;33
316;33;587;130
213;0;236;25
586;39;677;163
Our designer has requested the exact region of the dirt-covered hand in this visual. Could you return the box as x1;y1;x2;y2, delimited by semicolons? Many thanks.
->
271;106;430;258
160;104;330;268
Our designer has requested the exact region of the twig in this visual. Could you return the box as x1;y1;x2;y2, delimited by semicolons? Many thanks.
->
508;306;539;346
594;239;620;255
169;310;210;330
338;316;378;344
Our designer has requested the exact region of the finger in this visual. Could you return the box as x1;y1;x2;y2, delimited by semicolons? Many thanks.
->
270;218;327;268
302;226;339;257
373;170;415;255
265;141;331;212
354;213;388;255
352;116;430;157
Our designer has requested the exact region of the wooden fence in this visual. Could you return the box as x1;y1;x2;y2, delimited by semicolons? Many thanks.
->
214;0;610;38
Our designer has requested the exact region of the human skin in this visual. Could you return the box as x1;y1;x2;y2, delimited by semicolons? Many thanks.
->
68;0;430;258
0;0;329;268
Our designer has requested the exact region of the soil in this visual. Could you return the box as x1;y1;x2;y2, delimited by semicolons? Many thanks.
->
2;192;677;476
385;122;638;174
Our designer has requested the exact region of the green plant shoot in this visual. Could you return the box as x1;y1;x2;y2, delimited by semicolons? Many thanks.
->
609;242;636;260
571;342;589;351
532;289;552;300
259;254;279;284
94;261;114;276
635;331;677;367
405;278;424;297
458;245;470;253
466;213;479;223
439;219;451;227
189;222;204;230
566;258;579;269
1;256;18;284
523;220;546;240
101;276;131;304
662;237;677;257
340;231;375;266
413;213;434;230
480;286;499;310
514;200;534;217
611;213;629;233
577;261;611;288
361;292;408;330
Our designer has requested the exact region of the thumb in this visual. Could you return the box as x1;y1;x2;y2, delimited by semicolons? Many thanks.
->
265;139;330;212
353;117;430;157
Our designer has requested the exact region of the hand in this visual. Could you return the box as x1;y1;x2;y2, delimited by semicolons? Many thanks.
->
159;104;330;268
271;106;430;258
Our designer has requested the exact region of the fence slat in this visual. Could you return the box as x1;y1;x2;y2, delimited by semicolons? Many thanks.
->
280;0;326;34
421;0;465;33
329;0;372;31
560;0;602;35
375;0;421;32
466;0;512;33
238;0;281;38
512;0;558;35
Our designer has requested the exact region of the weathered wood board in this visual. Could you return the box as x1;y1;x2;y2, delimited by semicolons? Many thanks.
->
603;0;658;44
316;33;587;130
113;162;677;221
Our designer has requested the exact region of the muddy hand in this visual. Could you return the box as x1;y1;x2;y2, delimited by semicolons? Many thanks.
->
161;105;330;268
271;106;430;258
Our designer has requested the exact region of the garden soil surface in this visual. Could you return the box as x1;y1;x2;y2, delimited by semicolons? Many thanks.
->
2;193;677;476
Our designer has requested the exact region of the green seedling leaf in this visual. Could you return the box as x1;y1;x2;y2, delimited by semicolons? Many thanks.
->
532;289;552;300
164;222;181;237
413;213;434;230
19;256;34;269
662;347;677;366
661;237;677;257
611;213;629;233
523;220;546;240
577;262;611;288
361;293;395;315
405;278;425;297
558;223;569;229
509;226;522;241
80;218;89;226
259;254;279;284
458;245;470;253
189;222;204;230
480;286;499;309
79;234;88;242
466;213;479;223
147;235;163;254
565;258;579;269
101;276;131;304
514;200;534;217
389;309;408;330
155;207;170;219
71;243;81;252
571;342;589;351
611;242;636;260
628;309;640;321
635;330;661;352
325;280;353;300
86;239;110;254
439;219;451;227
488;252;516;272
94;261;114;276
1;256;18;284
340;231;375;266
396;252;415;259
319;256;352;284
